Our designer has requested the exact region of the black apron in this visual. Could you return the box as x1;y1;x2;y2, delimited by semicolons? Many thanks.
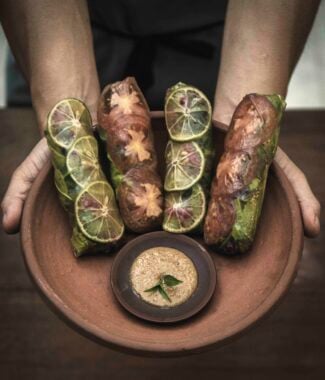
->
7;0;227;109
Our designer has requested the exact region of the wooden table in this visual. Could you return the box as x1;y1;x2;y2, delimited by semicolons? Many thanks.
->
0;109;324;379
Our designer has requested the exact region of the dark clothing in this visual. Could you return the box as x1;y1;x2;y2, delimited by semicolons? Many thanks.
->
89;0;227;36
7;1;227;109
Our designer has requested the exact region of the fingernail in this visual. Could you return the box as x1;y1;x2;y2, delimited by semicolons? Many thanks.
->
314;215;320;229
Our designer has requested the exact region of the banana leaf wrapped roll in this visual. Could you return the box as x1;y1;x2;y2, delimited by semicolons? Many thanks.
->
162;82;215;233
97;77;163;233
45;98;124;257
204;94;286;254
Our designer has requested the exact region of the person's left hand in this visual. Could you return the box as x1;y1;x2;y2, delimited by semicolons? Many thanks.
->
274;147;320;237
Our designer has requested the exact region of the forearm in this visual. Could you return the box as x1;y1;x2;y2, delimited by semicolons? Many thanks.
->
214;0;320;125
0;0;99;130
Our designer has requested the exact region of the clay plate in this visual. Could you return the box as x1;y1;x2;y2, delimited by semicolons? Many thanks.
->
21;113;303;356
111;232;216;323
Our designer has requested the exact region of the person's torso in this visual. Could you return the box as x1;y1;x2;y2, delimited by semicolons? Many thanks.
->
88;0;227;36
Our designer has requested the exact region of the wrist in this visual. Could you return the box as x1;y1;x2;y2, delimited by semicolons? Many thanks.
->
31;71;100;132
213;81;288;128
212;90;237;127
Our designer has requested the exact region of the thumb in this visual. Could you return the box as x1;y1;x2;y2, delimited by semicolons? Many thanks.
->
275;147;321;238
1;138;50;234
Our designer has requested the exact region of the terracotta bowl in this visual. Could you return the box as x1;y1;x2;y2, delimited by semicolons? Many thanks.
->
21;112;303;356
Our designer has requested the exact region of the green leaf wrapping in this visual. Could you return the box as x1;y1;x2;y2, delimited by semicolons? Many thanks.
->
196;129;215;192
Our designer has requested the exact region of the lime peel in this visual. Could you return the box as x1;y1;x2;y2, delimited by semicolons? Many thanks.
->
75;181;124;243
163;184;206;233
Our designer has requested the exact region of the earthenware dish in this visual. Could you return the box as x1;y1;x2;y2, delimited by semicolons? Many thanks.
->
21;112;303;356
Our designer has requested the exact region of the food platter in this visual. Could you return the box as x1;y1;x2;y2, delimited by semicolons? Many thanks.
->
21;114;303;356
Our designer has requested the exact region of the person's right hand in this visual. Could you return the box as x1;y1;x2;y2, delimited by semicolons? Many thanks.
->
1;138;50;234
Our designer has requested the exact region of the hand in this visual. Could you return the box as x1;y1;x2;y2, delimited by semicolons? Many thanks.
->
275;147;320;238
1;138;50;234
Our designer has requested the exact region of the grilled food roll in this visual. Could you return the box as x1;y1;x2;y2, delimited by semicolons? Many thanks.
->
204;94;286;254
97;77;163;233
45;98;124;257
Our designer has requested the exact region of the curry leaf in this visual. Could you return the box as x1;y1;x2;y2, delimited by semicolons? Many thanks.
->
162;275;183;287
144;274;182;302
158;286;172;302
144;285;161;293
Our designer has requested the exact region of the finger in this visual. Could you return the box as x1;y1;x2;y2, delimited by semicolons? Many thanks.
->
275;148;321;238
1;138;50;234
211;119;228;132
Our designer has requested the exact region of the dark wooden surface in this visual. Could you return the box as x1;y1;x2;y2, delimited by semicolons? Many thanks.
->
0;109;324;380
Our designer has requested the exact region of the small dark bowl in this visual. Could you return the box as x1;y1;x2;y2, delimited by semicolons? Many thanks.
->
111;231;216;323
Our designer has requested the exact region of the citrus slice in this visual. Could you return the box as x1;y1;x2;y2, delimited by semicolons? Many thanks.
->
75;181;124;243
53;169;74;211
55;183;73;212
67;136;104;187
54;169;71;199
164;140;205;191
47;98;92;149
54;166;82;199
165;83;212;141
163;184;206;233
49;145;66;173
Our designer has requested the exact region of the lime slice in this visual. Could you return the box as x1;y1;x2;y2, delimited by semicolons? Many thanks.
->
45;129;63;153
54;169;71;199
67;136;104;187
54;166;81;199
47;98;92;149
49;145;66;173
55;184;73;212
165;83;212;141
164;140;205;191
75;181;124;243
163;184;206;233
53;169;73;211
